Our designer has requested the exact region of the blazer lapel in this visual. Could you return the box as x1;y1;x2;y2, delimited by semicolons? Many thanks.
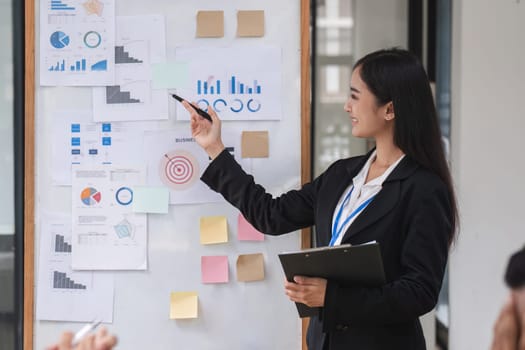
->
342;181;400;241
320;151;373;246
340;155;419;243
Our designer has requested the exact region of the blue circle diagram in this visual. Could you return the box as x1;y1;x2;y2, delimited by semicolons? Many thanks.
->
115;187;133;206
83;31;102;48
50;31;70;49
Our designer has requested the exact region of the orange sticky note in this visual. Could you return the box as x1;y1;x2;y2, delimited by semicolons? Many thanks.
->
196;11;224;38
170;291;198;319
236;253;265;282
201;256;229;284
200;216;228;244
238;214;264;241
241;131;269;158
237;10;265;37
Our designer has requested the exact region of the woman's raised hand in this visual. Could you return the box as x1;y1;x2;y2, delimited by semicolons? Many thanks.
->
182;100;225;159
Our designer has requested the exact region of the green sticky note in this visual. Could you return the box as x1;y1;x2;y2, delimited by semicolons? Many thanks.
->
132;186;169;214
152;62;189;89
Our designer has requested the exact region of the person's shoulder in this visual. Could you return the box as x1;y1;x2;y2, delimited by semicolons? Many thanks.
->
404;164;448;194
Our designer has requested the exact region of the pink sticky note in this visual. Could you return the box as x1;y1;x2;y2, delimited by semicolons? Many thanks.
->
201;256;229;284
238;214;265;241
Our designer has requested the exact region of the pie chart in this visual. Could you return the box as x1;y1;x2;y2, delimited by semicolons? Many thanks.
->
50;31;70;49
80;187;102;206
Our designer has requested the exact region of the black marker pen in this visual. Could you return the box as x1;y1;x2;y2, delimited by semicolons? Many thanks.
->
171;93;213;123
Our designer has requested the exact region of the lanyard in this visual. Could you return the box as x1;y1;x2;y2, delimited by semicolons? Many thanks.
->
330;186;375;246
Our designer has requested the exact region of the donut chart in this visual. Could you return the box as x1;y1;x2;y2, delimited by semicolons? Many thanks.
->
159;150;200;191
80;187;101;206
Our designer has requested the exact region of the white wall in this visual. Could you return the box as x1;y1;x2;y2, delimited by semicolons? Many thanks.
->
354;0;408;58
450;1;525;349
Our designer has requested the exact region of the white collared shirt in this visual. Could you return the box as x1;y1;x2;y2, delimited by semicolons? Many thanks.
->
331;151;405;246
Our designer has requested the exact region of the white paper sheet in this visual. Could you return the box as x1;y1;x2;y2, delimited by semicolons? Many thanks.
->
93;15;169;122
174;46;282;121
143;128;251;205
72;166;147;270
40;0;116;86
36;214;114;322
51;110;153;186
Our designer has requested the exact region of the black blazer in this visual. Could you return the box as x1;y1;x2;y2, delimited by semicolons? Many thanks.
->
201;149;451;350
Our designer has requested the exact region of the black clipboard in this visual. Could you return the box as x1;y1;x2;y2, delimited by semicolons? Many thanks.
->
278;242;386;318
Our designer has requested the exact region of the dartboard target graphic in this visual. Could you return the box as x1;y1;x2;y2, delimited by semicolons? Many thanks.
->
159;150;200;190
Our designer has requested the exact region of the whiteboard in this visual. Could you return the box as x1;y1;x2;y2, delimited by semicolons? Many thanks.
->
33;1;304;349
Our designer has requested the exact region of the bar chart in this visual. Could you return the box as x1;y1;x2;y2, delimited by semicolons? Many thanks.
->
115;46;143;64
54;234;72;253
53;271;87;290
229;76;262;95
197;79;221;95
106;85;141;104
196;76;262;95
48;58;108;72
50;0;75;11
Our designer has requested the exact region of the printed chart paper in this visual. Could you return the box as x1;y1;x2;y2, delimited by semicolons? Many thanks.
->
72;166;147;270
175;46;282;120
93;15;169;122
40;0;116;86
36;216;114;322
143;128;251;205
51;110;150;186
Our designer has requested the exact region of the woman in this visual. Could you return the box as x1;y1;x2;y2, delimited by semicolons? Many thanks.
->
183;48;458;350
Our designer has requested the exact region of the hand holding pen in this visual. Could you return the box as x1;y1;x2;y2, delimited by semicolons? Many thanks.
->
46;325;117;350
177;96;225;160
171;93;213;123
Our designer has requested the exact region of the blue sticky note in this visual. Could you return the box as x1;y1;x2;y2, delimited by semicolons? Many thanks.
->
151;62;189;89
132;187;169;214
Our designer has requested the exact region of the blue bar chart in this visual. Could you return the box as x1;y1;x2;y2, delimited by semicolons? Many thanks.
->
196;76;262;95
48;58;106;72
197;79;221;95
50;0;75;11
229;76;261;95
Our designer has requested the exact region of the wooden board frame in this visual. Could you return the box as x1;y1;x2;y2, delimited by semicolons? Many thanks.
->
23;1;312;348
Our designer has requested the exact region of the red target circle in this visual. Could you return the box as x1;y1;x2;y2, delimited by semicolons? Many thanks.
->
165;155;193;184
159;150;200;191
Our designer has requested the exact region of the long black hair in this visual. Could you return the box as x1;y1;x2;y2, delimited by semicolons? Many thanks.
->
354;48;458;244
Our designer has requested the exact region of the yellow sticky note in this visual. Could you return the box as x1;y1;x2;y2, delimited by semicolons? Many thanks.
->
196;11;224;38
200;216;228;244
170;291;198;319
236;253;265;282
237;10;265;37
241;131;269;158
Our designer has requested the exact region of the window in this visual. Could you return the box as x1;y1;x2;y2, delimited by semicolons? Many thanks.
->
0;0;16;348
